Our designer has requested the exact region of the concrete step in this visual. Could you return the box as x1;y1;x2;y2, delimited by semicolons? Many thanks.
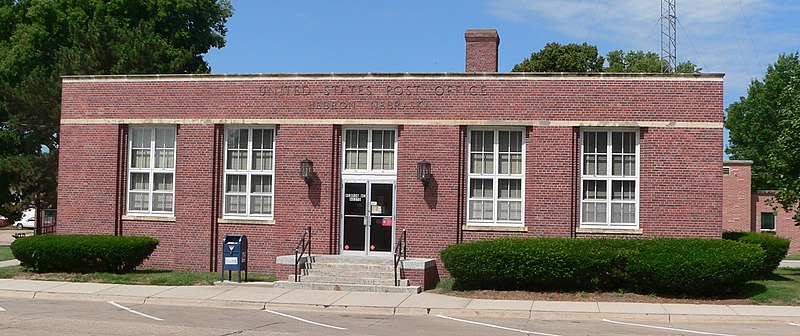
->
310;255;397;265
307;262;397;272
305;268;397;278
293;275;409;286
273;280;420;294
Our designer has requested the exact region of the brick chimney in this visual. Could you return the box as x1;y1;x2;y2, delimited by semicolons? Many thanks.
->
465;29;500;72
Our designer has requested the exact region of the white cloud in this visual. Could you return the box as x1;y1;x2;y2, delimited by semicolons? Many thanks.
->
487;0;800;101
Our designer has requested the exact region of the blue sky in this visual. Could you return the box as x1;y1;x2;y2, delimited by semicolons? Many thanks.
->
205;0;800;152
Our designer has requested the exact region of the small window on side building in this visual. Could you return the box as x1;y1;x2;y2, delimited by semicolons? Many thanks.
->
760;212;776;232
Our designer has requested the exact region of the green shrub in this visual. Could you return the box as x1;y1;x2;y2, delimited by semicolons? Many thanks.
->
441;237;764;296
625;238;763;295
723;231;790;277
10;235;159;273
441;237;634;291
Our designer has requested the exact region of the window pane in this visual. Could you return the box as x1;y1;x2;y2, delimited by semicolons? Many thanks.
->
761;212;776;230
155;149;174;168
131;149;150;168
624;155;636;176
597;132;607;153
227;129;248;150
384;131;395;149
384;151;394;170
612;132;623;153
250;195;273;215
227;150;247;170
584;132;595;153
357;130;368;148
131;128;151;148
252;150;273;171
371;151;382;170
499;153;510;174
130;173;149;190
584;155;595;175
252;129;274;150
153;173;173;191
470;153;483;174
155;128;175;149
582;180;607;200
471;131;483;150
510;131;522;152
357;150;367;169
499;179;521;199
225;195;246;214
612;155;623;176
251;175;273;193
499;131;509;152
152;193;173;212
624;132;635;154
470;179;492;198
129;193;149;211
225;175;246;192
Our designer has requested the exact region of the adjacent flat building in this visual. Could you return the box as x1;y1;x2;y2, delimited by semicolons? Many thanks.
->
57;29;725;285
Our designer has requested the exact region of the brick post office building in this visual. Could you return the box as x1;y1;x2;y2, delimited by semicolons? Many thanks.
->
58;30;724;286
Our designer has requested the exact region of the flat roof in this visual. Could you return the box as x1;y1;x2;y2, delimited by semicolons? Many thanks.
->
63;72;725;83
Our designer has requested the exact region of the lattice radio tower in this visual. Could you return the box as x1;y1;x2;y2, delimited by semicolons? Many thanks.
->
660;0;677;73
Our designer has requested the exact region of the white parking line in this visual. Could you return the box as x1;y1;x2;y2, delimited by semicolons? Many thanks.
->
790;322;800;327
0;306;5;312
602;318;737;336
108;301;164;321
436;314;562;336
263;309;347;330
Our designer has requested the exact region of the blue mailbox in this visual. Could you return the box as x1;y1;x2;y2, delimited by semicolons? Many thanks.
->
221;234;248;282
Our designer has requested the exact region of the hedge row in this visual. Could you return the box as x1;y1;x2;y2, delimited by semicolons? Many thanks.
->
11;235;159;273
723;231;790;277
440;237;764;296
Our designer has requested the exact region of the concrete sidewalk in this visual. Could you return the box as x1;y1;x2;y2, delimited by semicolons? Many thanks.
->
0;279;799;323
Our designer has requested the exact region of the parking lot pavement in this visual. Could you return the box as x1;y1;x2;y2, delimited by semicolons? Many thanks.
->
0;229;32;246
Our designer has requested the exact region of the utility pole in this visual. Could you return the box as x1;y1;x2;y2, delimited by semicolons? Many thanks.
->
660;0;677;73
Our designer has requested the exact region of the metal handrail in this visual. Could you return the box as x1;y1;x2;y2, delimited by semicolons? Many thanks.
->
294;226;312;282
393;229;407;286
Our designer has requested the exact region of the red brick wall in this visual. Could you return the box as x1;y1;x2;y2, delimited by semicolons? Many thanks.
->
722;162;753;232
57;124;118;235
753;192;800;255
638;128;723;237
58;75;724;275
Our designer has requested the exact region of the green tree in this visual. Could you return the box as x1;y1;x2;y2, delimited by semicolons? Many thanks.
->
606;50;701;73
727;52;800;224
0;0;233;221
512;42;605;72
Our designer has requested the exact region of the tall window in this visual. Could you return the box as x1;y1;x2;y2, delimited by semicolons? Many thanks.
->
128;126;176;215
760;212;776;232
343;129;396;173
467;129;524;226
580;129;639;228
224;127;275;218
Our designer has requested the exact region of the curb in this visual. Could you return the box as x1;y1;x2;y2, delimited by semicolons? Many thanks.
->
2;289;799;323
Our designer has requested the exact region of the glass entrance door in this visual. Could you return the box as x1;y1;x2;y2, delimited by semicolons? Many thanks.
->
342;181;394;255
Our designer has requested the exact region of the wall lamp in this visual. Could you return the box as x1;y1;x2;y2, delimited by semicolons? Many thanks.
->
300;158;314;184
417;160;432;186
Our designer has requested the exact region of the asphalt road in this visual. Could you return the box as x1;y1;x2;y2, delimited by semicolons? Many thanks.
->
0;298;798;335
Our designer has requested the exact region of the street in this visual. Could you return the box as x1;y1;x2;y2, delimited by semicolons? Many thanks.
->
0;297;798;335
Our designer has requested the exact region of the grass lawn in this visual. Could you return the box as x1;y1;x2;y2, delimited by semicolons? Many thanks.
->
434;267;800;306
0;266;275;286
782;254;800;260
0;246;14;261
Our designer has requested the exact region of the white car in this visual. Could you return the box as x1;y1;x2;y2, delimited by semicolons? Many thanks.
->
14;209;36;229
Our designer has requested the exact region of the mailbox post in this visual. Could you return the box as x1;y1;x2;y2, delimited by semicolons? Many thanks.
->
221;234;248;282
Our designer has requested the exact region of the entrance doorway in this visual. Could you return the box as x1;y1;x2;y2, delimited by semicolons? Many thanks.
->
342;181;395;255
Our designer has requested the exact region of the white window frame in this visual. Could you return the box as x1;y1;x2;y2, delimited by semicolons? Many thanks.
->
466;128;526;227
579;128;640;229
223;126;276;219
127;126;176;216
341;127;398;175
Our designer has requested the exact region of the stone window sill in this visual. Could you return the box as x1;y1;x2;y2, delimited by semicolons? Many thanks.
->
218;218;275;225
462;225;528;232
576;228;643;235
121;215;175;222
